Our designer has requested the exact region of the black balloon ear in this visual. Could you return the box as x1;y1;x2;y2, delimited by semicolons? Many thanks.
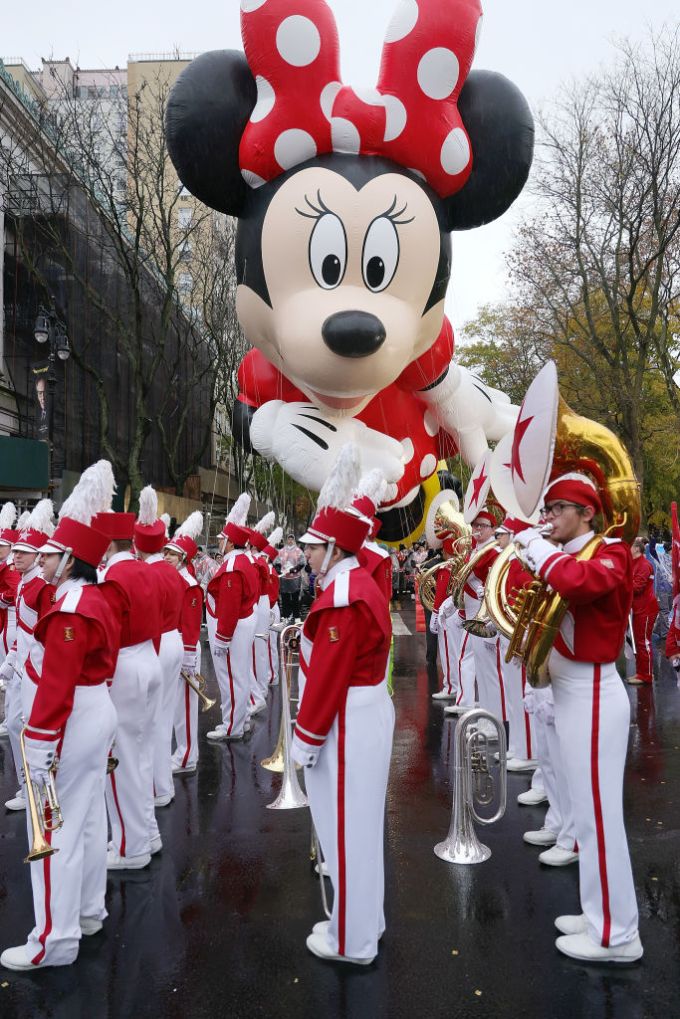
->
165;50;257;217
443;70;534;232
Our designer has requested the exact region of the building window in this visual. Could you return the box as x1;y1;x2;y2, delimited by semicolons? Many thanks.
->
178;208;192;229
178;273;193;294
179;240;192;262
177;184;191;197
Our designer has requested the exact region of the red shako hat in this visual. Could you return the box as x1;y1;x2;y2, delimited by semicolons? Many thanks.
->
471;507;497;528
351;470;392;541
133;486;166;553
247;511;275;552
263;526;284;562
164;510;204;562
13;499;55;553
300;444;370;556
220;493;252;548
0;502;18;547
496;516;529;536
93;512;136;541
39;461;115;567
544;472;601;515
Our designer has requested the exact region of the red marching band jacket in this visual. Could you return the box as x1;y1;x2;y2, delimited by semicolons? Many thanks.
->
251;553;271;601
267;562;280;608
146;558;185;650
178;566;203;651
632;555;658;616
293;564;391;758
358;541;393;604
206;551;259;643
433;564;453;614
666;595;680;659
98;554;160;649
14;570;52;664
0;559;19;653
24;582;120;743
532;538;633;663
462;543;499;620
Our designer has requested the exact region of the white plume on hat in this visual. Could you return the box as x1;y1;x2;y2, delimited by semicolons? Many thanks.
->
0;502;17;530
226;493;251;527
160;513;171;535
267;526;283;549
60;461;116;526
137;485;158;525
254;510;275;535
26;498;55;537
176;511;203;540
318;444;361;511
355;469;396;510
16;511;31;529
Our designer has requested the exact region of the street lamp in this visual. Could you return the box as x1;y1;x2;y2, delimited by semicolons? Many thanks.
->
33;305;70;477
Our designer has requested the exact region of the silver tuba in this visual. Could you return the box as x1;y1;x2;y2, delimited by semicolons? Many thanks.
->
434;709;507;865
266;623;308;810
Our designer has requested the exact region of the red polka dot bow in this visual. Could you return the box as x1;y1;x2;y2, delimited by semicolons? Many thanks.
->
239;0;483;197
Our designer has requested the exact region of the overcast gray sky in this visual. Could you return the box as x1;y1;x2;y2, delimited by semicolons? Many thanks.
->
5;0;678;338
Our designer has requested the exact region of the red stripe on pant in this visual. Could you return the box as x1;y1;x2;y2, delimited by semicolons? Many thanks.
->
521;663;532;758
337;696;347;956
443;630;451;694
456;632;469;705
496;641;507;722
181;681;192;768
226;651;236;735
31;810;53;964
109;769;127;857
267;639;275;684
591;663;612;947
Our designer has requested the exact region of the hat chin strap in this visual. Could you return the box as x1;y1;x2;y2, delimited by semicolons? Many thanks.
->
319;539;336;578
52;548;73;585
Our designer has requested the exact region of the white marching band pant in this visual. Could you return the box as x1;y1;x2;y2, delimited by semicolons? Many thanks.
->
21;678;117;966
437;609;459;697
106;640;162;859
304;678;395;961
153;630;184;802
268;603;280;686
550;650;639;947
253;595;275;695
498;636;536;761
207;610;256;737
4;672;25;791
172;641;202;771
526;687;576;849
470;633;507;723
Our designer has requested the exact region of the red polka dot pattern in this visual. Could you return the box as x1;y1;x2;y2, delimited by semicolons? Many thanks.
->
239;0;482;198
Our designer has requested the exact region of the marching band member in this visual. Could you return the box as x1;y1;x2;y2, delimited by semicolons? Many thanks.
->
494;518;536;771
1;462;118;971
133;487;185;808
0;503;20;739
629;537;659;685
516;473;643;962
0;501;55;812
262;527;283;686
95;509;162;869
292;445;393;966
245;511;276;709
430;552;459;701
163;512;205;775
206;495;259;741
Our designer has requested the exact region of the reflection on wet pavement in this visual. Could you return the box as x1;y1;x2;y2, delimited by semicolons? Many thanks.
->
0;616;678;1019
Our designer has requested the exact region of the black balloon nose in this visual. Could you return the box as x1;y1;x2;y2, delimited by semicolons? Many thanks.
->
321;311;386;358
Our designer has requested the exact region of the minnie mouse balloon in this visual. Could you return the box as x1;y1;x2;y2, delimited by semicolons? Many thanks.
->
166;0;535;543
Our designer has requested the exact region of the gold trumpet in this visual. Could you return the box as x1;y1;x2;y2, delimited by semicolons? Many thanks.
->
181;670;217;712
485;391;640;688
20;729;63;864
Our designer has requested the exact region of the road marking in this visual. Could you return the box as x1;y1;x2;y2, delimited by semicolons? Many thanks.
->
391;613;412;637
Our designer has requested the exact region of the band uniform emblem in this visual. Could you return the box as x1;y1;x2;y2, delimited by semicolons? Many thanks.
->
601;558;615;570
328;626;339;643
63;627;75;642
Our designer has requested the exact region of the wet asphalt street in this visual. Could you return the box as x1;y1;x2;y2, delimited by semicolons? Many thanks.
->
0;608;679;1019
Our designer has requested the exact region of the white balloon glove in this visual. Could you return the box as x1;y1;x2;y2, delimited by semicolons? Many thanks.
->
429;612;439;635
250;401;406;492
419;364;518;466
182;650;197;672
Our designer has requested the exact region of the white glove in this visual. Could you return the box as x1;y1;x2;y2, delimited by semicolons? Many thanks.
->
212;637;230;658
514;527;544;550
291;732;321;769
419;364;518;466
182;650;197;671
672;657;680;688
250;401;406;492
438;596;454;621
24;736;58;785
0;652;18;685
523;689;536;716
429;612;439;635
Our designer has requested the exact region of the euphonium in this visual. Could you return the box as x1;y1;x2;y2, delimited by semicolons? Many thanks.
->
434;709;507;865
419;505;471;612
20;728;63;864
486;392;641;688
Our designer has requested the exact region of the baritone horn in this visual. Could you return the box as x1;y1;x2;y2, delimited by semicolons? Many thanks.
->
20;728;63;864
181;669;216;712
434;709;506;865
266;624;308;809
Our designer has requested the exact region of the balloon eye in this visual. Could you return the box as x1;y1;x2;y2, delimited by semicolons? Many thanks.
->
309;214;347;290
362;217;400;293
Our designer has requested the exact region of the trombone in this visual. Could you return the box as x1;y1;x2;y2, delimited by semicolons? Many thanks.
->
434;709;506;865
180;669;217;712
265;624;308;810
19;728;63;864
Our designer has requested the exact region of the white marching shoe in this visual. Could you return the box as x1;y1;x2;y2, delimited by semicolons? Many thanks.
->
172;761;197;774
444;703;468;715
432;690;456;700
0;720;8;737
554;914;587;935
523;827;557;847
154;793;174;807
312;920;331;936
5;789;26;811
539;846;578;867
107;849;151;871
150;834;163;855
1;944;52;971
507;758;538;773
555;932;643;963
305;931;374;966
517;788;548;806
80;916;104;936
